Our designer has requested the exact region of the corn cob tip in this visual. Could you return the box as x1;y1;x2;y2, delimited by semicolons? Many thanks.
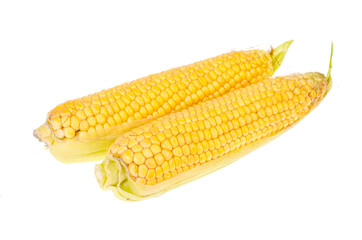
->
271;40;293;75
33;124;53;148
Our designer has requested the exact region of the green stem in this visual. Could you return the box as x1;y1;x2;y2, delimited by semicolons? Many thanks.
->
326;42;333;91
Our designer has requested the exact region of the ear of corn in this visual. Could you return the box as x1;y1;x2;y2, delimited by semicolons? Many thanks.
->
95;59;332;201
34;41;292;163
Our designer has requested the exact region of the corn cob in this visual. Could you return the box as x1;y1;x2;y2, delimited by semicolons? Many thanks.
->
34;41;292;163
95;47;332;200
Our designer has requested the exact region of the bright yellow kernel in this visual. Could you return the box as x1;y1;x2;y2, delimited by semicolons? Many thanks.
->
184;133;192;143
149;136;160;145
169;136;179;148
155;166;163;178
272;105;279;114
162;149;173;160
161;161;170;174
122;95;132;104
174;157;182;169
214;138;222;149
154;153;165;165
250;113;258;121
190;143;197;154
185;123;193;133
174;136;184;147
150;145;162;155
63;127;75;138
128;163;138;177
182;145;191;155
107;116;116;126
138;165;148;178
127;139;137;148
145;158;157;168
119;111;128;121
185;96;193;106
188;155;195;166
156;132;167;142
100;106;109;117
116;99;126;109
131;144;142;153
180;156;188;167
91;104;101;115
122;150;134;164
191;132;200;143
146;169;156;180
140;149;152;159
161;139;173;150
209;139;216;150
138;139;150;148
293;87;301;95
95;114;106;125
60;115;71;128
195;142;202;154
133;112;142;120
130;101;140;113
84;107;94;117
204;129;212;140
87;116;97;127
124;106;134;116
204;151;212;161
164;129;173;138
173;147;183;157
169;159;176;171
211;127;218;138
299;95;306;104
79;120;89;131
75;110;87;121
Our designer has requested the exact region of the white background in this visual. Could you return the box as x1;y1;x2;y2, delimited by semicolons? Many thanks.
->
0;0;361;239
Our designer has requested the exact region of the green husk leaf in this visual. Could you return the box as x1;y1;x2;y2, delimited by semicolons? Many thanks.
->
271;40;293;75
